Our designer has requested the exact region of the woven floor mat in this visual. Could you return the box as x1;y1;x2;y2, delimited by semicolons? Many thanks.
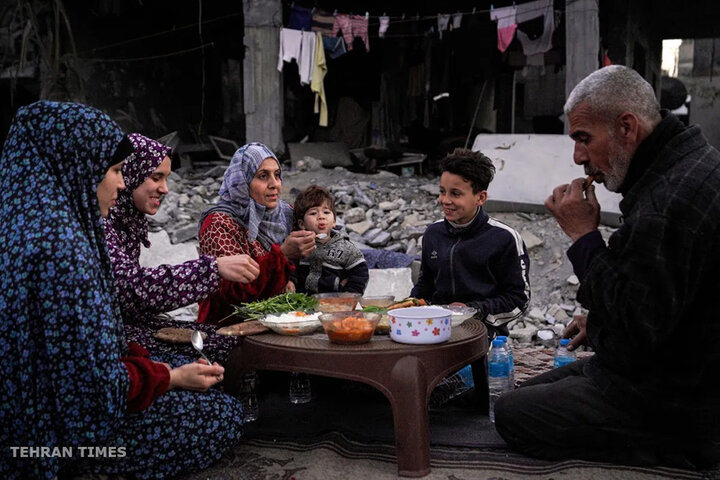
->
513;346;594;388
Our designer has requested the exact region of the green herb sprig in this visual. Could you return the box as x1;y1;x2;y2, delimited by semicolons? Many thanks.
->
361;305;387;313
230;293;318;321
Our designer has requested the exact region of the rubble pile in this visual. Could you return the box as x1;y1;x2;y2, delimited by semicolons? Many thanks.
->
148;163;617;347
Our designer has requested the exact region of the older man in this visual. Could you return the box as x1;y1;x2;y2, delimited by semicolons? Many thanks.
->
494;65;720;469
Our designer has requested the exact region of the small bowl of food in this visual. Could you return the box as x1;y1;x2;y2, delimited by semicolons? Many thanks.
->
388;306;453;344
359;295;395;308
313;292;362;313
259;311;322;335
438;304;478;327
319;311;381;345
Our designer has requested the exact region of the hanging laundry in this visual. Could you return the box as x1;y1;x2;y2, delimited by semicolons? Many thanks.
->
298;31;316;85
526;52;546;75
322;35;347;59
515;0;554;56
289;4;313;31
312;10;335;35
379;15;390;38
277;28;316;85
277;28;302;69
437;14;450;39
332;14;370;52
490;5;517;53
311;32;328;127
452;12;463;30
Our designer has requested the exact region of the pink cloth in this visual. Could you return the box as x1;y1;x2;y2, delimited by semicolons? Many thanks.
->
497;25;517;52
332;14;369;52
490;5;518;53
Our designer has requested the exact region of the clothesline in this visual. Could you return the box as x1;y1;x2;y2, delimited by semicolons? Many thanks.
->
77;42;214;63
77;12;241;55
283;1;563;26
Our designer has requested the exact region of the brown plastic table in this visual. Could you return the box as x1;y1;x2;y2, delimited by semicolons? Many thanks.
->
225;319;489;477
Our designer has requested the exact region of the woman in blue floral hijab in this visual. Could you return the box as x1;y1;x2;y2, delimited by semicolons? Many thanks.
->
0;101;244;479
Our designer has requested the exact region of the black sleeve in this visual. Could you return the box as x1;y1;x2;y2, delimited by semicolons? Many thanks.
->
341;261;369;293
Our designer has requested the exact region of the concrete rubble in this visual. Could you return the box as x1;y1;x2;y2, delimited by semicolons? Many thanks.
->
142;163;618;348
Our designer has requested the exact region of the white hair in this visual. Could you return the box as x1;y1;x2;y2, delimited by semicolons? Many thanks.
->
564;65;661;126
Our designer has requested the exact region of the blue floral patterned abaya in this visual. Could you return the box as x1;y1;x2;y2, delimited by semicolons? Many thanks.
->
0;101;244;480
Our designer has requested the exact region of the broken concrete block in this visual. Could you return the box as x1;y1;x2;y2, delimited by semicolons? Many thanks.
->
521;230;544;250
346;220;372;235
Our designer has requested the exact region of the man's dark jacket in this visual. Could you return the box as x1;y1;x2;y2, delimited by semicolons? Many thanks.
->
569;112;720;435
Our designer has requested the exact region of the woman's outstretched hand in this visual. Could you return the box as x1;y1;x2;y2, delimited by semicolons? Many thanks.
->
216;254;260;283
281;230;316;259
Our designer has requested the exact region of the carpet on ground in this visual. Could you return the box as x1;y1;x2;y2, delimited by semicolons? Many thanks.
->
179;373;711;480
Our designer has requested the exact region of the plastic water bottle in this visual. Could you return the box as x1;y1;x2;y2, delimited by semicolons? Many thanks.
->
488;338;510;423
497;335;515;390
240;372;259;422
289;372;311;404
457;364;474;389
553;338;577;368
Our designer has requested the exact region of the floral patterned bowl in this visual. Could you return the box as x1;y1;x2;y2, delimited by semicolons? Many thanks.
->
388;306;453;344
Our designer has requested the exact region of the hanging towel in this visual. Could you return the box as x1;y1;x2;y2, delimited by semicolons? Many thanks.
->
452;12;463;30
515;0;554;55
311;32;328;126
289;5;313;31
299;30;316;85
379;15;390;38
490;5;517;53
312;10;335;35
437;14;451;39
277;28;302;71
277;28;316;86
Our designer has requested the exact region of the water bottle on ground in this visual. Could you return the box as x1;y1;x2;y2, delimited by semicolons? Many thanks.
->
240;372;259;422
553;338;577;368
457;364;474;389
497;335;515;390
289;372;311;404
488;338;510;423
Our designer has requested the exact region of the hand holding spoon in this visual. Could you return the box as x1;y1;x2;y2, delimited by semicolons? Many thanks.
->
191;331;220;380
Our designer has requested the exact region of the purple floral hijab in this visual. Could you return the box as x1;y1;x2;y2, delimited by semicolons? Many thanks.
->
199;142;293;250
107;133;171;248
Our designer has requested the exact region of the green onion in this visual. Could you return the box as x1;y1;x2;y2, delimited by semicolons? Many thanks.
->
230;293;318;320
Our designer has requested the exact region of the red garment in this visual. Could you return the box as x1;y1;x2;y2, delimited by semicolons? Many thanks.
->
122;342;170;412
197;212;293;324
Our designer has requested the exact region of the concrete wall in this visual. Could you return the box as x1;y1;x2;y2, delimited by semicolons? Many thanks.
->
243;0;283;154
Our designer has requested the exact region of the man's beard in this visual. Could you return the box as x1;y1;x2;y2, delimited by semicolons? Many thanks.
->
603;138;632;192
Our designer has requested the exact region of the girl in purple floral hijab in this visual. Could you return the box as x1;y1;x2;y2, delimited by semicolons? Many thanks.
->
105;133;259;363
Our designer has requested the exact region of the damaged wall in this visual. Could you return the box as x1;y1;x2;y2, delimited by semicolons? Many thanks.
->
1;0;246;146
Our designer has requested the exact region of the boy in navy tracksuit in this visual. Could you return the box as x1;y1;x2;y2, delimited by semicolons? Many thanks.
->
411;148;530;339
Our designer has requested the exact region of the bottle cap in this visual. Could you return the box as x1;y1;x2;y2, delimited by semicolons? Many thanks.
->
560;338;570;346
492;339;504;347
497;335;508;343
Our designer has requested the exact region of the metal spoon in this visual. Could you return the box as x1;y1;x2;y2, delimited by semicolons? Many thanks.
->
316;233;327;240
191;331;213;365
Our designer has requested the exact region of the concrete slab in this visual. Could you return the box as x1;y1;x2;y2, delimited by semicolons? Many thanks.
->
139;230;199;268
363;268;414;301
288;142;353;168
472;134;623;226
